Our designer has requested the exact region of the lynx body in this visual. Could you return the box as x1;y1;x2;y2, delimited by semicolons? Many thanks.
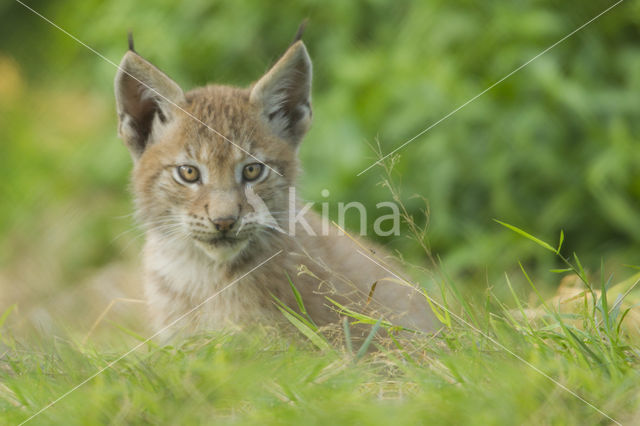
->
114;33;435;338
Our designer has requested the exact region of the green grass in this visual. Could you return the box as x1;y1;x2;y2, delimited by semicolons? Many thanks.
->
2;229;640;425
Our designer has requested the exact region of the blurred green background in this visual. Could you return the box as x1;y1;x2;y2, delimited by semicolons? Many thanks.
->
0;0;639;330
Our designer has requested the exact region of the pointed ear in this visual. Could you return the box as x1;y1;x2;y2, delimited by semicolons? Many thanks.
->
114;50;185;159
250;41;312;145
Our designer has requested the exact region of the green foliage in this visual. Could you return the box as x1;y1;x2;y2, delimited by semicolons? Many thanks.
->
1;0;639;283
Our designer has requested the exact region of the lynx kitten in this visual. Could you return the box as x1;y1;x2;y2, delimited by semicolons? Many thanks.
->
114;31;435;339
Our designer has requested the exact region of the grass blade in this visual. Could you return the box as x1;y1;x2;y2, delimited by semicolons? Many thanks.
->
286;272;306;315
277;307;330;351
355;317;382;361
286;273;318;328
557;229;564;254
342;317;353;356
494;220;555;253
272;293;317;331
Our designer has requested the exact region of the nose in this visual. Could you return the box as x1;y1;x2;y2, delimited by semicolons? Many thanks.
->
211;217;237;232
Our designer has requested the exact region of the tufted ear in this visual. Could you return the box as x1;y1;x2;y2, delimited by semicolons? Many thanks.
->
114;47;185;160
250;40;312;146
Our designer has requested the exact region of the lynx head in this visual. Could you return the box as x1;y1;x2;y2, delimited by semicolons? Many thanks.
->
114;36;312;262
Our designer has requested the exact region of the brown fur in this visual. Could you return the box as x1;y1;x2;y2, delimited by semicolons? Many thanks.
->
114;37;435;340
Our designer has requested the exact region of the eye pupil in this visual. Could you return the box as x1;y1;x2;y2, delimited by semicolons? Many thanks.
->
178;165;200;183
243;163;264;181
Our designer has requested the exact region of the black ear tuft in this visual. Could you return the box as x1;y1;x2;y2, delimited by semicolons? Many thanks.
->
127;31;135;52
292;19;308;44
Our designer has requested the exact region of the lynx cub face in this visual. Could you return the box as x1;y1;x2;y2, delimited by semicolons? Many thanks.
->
115;33;435;337
116;39;310;265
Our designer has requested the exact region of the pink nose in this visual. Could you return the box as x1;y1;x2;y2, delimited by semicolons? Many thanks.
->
211;217;237;232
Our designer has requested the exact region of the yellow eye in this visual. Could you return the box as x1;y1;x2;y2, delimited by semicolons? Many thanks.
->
177;165;200;183
242;163;264;181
